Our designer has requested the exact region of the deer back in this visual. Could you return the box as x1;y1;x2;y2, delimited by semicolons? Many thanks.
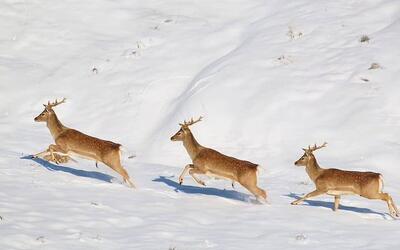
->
193;148;258;180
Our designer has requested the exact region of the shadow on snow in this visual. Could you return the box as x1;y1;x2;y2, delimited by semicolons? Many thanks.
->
21;155;114;183
153;176;261;204
286;193;388;218
153;175;254;203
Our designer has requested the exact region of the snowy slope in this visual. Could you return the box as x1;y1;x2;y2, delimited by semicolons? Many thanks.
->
1;0;400;249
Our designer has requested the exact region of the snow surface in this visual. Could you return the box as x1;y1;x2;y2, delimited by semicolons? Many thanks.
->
1;0;400;249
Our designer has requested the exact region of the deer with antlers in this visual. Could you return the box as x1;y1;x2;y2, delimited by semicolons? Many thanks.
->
292;142;399;217
33;98;135;188
170;117;267;201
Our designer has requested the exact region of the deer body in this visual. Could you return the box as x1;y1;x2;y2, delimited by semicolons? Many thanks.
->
34;98;135;188
193;149;259;183
292;143;399;217
171;117;266;201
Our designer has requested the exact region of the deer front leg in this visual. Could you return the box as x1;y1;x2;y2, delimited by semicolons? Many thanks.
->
33;145;66;164
189;168;206;186
33;145;66;160
291;189;326;205
179;164;194;185
48;144;69;164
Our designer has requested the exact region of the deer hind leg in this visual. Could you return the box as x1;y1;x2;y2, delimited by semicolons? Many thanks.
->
389;196;400;217
245;185;267;202
240;175;267;201
368;193;399;218
291;189;326;205
33;149;50;158
188;168;206;186
334;195;341;211
114;163;135;188
104;156;135;188
239;171;267;201
178;164;193;185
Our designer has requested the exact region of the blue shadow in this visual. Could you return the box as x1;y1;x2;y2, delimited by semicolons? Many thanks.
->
153;175;253;202
21;155;114;183
286;193;388;218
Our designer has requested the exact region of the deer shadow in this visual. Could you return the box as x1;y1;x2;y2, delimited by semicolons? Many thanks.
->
21;155;114;183
286;193;388;218
153;176;255;203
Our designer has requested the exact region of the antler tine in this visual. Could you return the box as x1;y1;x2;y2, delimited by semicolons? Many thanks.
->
310;142;328;152
180;116;203;127
45;97;66;109
189;116;203;126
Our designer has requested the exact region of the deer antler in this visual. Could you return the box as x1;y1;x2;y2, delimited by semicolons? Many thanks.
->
44;98;66;109
308;142;328;152
179;116;203;127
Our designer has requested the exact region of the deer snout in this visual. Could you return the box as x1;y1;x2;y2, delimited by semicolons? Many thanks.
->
294;160;300;166
170;136;176;141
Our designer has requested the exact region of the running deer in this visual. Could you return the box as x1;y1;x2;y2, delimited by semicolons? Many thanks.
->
291;142;399;217
170;117;267;201
33;98;135;188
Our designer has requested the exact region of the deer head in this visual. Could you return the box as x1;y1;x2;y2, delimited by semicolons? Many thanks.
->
170;116;203;141
34;98;66;122
295;142;327;167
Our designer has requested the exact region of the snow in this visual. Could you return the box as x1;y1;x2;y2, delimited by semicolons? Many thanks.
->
1;0;400;249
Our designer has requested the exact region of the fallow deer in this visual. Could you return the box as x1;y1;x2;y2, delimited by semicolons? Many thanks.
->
170;117;267;201
33;98;135;188
292;142;399;217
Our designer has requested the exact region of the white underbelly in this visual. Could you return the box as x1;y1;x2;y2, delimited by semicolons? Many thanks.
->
205;171;233;181
326;190;356;196
68;151;97;161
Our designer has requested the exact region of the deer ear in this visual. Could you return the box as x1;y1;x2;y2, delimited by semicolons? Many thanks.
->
302;148;307;152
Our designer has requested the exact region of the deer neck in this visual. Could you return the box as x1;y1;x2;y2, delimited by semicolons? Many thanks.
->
47;112;66;139
183;131;202;161
305;155;322;182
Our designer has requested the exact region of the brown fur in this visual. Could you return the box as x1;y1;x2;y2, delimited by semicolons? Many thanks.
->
170;118;267;200
292;143;399;217
33;99;134;188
